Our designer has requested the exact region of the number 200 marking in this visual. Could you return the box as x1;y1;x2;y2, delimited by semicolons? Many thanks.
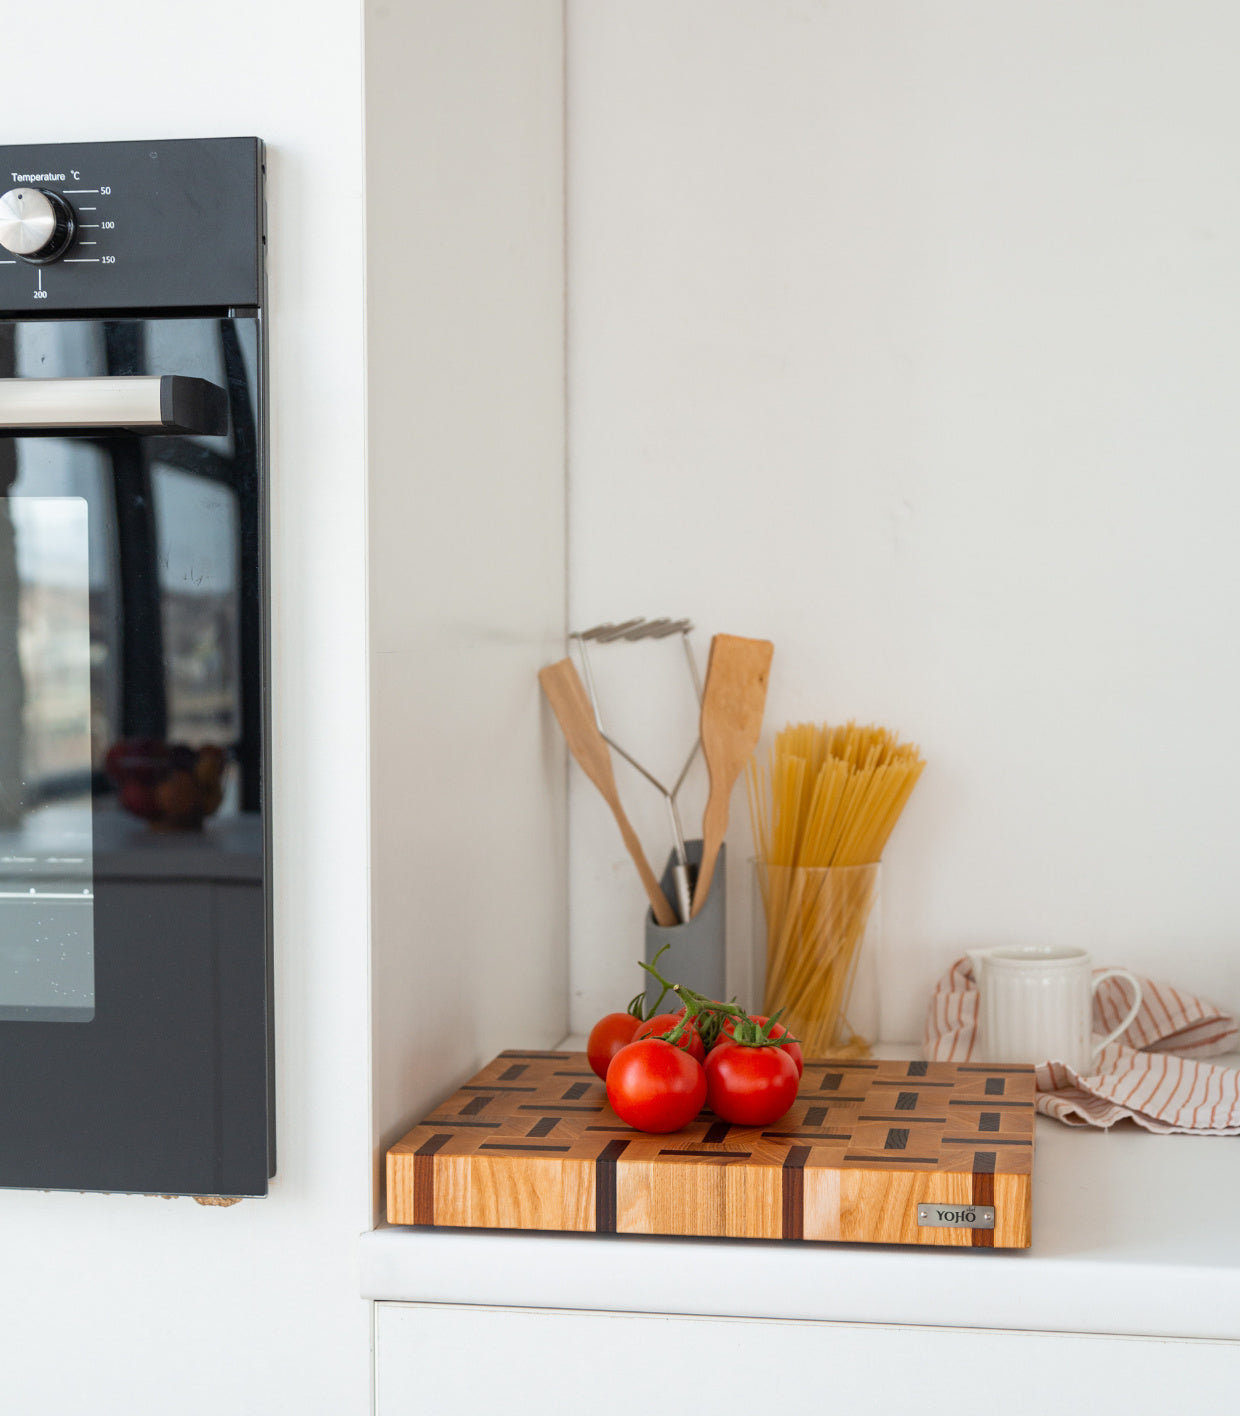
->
32;289;47;299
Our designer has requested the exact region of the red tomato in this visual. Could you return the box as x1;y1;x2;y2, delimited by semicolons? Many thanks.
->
107;737;170;787
606;1039;707;1133
712;1014;803;1076
118;780;160;820
704;1043;800;1126
586;1012;640;1080
633;1012;706;1064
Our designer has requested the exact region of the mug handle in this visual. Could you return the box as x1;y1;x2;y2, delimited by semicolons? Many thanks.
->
1090;968;1143;1060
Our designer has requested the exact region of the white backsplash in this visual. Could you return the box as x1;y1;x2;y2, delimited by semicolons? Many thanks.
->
565;1;1240;1040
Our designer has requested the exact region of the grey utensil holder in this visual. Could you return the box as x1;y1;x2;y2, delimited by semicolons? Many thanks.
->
644;839;726;1011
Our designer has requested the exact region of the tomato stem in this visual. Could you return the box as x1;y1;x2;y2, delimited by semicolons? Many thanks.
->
636;958;792;1050
628;944;675;1021
725;1011;802;1049
635;956;803;1050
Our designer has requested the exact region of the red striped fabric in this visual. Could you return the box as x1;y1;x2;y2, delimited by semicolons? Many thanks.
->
923;960;1240;1134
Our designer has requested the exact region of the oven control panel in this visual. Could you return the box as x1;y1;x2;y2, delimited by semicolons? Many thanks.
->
0;138;263;314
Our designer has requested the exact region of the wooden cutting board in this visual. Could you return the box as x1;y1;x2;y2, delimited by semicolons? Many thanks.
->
387;1051;1035;1248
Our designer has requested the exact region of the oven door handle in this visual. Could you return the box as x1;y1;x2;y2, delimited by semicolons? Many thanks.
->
0;376;228;436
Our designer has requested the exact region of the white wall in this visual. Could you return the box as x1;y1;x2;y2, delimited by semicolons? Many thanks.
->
566;1;1240;1040
366;1;568;1202
0;4;372;1414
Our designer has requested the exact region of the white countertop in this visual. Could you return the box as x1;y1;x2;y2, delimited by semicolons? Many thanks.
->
360;1047;1240;1341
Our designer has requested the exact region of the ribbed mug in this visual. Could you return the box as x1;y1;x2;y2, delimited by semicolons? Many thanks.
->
967;945;1142;1074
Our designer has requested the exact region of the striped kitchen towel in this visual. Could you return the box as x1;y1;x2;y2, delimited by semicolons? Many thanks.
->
924;958;1240;1133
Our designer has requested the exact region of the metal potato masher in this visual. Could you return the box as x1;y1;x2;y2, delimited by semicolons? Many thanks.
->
569;617;703;922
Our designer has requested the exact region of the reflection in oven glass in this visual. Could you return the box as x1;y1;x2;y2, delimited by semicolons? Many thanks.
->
152;463;240;748
0;496;95;1021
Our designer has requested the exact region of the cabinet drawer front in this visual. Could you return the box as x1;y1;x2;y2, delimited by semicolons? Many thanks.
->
376;1301;1239;1416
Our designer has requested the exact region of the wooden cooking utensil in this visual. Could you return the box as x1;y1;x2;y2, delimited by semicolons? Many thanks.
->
691;633;774;919
538;658;678;927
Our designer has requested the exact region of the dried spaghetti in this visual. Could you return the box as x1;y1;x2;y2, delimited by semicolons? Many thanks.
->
747;722;925;1056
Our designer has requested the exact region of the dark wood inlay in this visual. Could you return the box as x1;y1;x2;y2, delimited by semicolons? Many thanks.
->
414;1134;452;1155
595;1139;629;1232
516;1104;604;1113
895;1091;918;1111
528;1116;560;1137
702;1121;732;1144
872;1079;954;1088
885;1128;910;1150
657;1149;753;1159
858;1115;947;1123
460;1095;492;1116
972;1159;996;1248
844;1154;939;1165
985;1078;1007;1095
413;1133;451;1225
479;1142;571;1153
943;1137;1031;1147
979;1112;1001;1132
762;1131;851;1141
562;1082;592;1101
498;1065;528;1082
781;1146;810;1240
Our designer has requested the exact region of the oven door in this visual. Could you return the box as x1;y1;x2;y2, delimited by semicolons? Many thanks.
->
0;314;271;1196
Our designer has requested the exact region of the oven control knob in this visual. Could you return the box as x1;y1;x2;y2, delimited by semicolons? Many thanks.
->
0;187;76;263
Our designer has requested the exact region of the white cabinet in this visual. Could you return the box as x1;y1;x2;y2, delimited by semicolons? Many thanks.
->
375;1302;1240;1416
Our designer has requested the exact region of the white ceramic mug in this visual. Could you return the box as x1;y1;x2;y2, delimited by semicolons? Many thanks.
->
966;945;1142;1073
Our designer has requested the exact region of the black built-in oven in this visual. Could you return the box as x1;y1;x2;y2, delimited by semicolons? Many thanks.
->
0;138;272;1196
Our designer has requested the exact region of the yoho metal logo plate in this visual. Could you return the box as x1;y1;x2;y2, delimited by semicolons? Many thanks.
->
917;1204;995;1229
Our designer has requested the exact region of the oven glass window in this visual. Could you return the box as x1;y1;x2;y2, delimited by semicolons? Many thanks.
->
0;495;95;1021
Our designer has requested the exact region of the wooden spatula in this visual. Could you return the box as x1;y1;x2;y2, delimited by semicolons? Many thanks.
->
539;658;678;927
691;633;775;919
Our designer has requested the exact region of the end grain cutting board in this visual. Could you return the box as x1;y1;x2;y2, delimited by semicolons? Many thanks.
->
387;1052;1035;1248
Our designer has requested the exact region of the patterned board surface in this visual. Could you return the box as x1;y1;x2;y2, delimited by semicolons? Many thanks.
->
387;1052;1035;1247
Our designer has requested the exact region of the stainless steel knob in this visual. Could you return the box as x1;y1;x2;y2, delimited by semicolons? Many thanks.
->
0;187;76;263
